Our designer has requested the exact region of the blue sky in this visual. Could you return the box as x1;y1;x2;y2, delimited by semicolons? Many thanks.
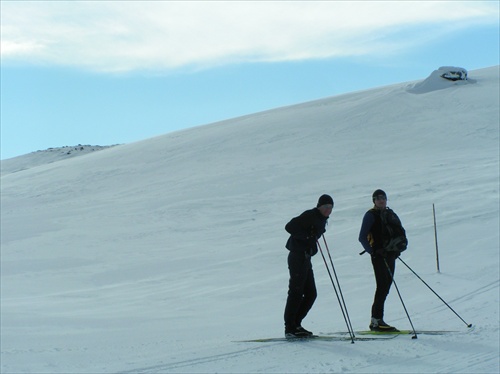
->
1;1;499;160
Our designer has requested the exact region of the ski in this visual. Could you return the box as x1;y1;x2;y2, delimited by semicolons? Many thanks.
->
236;329;460;343
234;334;396;343
340;330;457;336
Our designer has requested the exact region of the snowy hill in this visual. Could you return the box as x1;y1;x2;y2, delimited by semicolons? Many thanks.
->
1;66;499;373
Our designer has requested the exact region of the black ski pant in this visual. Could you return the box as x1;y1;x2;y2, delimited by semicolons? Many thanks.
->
371;254;396;319
284;251;317;330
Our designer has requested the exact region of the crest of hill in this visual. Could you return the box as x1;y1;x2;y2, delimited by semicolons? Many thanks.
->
1;144;119;176
1;66;497;227
1;65;498;184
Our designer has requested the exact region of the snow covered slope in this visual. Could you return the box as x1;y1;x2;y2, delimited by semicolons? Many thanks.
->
1;66;499;373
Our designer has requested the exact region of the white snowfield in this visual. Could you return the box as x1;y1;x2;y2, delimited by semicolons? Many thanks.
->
1;66;499;374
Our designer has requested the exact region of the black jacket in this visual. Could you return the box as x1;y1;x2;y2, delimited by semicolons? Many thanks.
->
359;207;404;255
285;208;328;256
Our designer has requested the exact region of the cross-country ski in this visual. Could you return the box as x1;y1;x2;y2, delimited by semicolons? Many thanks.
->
235;335;397;343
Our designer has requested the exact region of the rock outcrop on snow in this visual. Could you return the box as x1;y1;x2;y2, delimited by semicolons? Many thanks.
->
406;66;475;94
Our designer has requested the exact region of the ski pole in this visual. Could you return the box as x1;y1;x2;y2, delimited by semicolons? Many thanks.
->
398;257;473;328
383;258;418;339
322;235;355;337
317;240;355;343
433;204;440;273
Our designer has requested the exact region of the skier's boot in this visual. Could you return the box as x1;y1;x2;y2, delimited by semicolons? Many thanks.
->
285;326;310;339
369;317;398;332
296;326;313;336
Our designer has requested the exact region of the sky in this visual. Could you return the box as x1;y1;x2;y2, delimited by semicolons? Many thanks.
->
1;0;499;160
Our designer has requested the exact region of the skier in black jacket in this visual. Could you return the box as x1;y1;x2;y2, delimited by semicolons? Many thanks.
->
283;194;333;338
358;189;404;332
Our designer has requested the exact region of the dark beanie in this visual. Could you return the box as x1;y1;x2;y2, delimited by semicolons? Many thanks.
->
372;189;387;202
317;194;334;208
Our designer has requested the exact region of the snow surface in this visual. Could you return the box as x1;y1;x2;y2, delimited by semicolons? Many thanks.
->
1;66;499;374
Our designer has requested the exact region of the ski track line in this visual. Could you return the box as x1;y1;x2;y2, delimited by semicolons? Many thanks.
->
421;279;499;317
119;336;399;373
452;279;499;303
118;343;289;373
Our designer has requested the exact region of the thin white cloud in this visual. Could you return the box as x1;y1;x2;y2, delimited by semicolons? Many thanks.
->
1;1;498;73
